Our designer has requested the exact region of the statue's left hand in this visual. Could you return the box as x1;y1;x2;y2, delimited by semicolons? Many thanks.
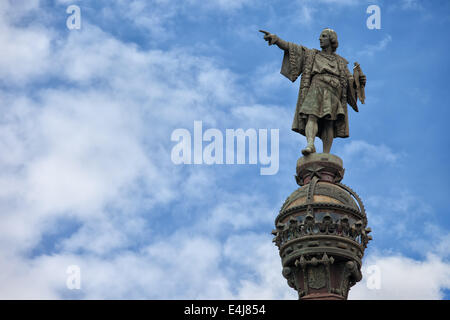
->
359;75;366;86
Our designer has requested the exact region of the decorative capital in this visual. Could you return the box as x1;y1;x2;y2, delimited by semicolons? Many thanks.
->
296;153;345;186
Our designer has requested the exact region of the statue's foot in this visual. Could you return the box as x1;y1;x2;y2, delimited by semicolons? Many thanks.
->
301;145;316;156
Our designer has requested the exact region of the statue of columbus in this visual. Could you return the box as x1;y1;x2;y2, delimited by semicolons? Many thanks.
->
260;28;366;155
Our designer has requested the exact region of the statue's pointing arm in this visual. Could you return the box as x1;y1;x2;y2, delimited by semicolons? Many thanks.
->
260;30;305;82
259;30;289;50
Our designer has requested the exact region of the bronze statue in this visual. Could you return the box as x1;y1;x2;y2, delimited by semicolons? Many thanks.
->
260;28;366;155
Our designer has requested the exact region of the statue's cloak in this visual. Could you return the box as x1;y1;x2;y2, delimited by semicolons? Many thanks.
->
280;42;358;139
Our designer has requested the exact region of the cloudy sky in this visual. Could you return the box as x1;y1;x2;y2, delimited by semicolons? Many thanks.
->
0;0;449;299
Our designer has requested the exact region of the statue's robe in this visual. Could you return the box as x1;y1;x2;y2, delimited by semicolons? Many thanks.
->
280;42;358;139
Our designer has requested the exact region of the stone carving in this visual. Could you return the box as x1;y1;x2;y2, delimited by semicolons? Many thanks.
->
304;214;315;234
338;215;350;236
272;212;371;248
273;154;372;300
308;264;327;289
293;254;335;295
320;213;333;234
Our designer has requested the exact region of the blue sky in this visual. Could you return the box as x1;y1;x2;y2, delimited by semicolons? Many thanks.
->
0;0;449;299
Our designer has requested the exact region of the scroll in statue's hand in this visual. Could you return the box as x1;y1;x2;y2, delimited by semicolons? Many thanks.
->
359;75;366;87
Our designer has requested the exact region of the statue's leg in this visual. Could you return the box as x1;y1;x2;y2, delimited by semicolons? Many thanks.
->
322;120;334;153
302;115;317;155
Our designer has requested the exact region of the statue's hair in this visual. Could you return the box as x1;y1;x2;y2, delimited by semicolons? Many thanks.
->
321;28;338;52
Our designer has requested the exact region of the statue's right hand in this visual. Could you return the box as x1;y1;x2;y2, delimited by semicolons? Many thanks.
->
259;30;277;45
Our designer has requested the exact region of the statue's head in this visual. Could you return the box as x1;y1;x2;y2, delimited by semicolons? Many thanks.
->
319;28;338;52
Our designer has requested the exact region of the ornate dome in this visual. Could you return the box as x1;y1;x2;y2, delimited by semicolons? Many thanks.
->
271;154;372;299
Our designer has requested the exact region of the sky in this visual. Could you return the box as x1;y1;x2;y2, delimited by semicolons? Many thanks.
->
0;0;449;299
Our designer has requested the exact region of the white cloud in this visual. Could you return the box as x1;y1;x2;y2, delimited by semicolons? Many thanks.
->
365;190;434;244
224;233;297;299
0;231;295;299
314;0;361;6
0;16;52;84
350;253;450;299
189;0;254;11
0;9;247;259
196;194;274;236
85;0;256;42
357;35;393;57
292;0;365;27
0;0;283;299
401;0;423;10
0;0;447;301
296;4;316;26
231;104;292;130
250;63;288;97
337;139;400;168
